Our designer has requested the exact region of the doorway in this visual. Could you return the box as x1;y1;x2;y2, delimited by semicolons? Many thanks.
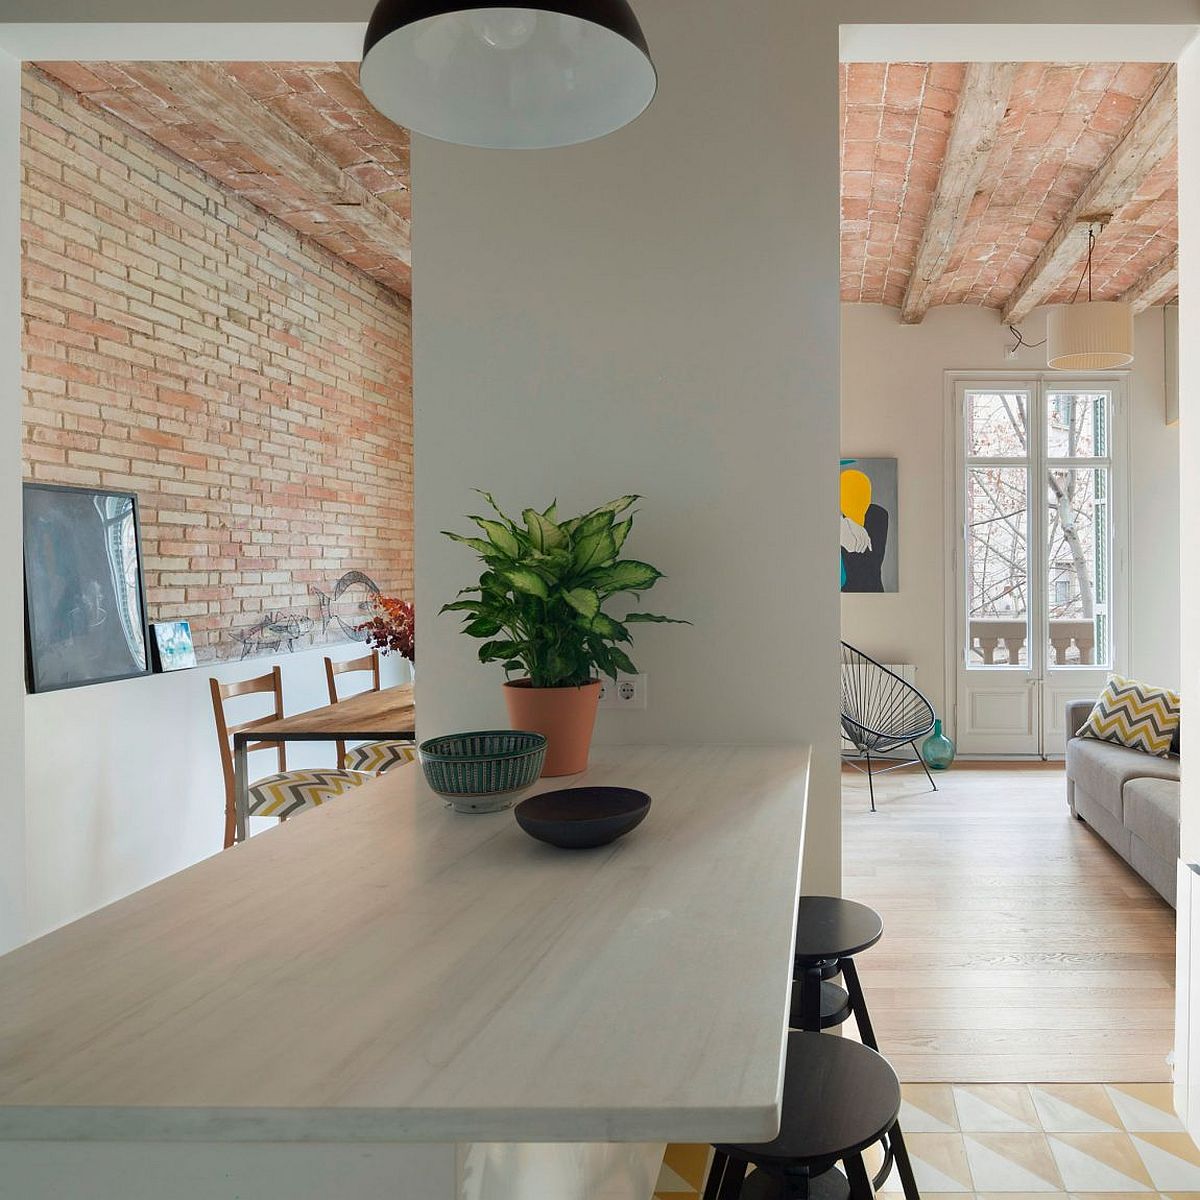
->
949;375;1129;756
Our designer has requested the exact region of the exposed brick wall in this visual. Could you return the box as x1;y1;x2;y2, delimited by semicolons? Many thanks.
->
20;66;413;665
35;60;411;297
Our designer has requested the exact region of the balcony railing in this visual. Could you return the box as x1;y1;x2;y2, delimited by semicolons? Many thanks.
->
969;617;1097;666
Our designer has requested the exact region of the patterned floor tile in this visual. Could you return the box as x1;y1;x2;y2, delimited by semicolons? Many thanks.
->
657;1144;710;1193
1048;1134;1154;1192
879;1132;973;1193
654;1081;1200;1200
903;1084;960;1132
957;1086;1042;1132
1109;1088;1186;1133
964;1132;1064;1191
1133;1135;1200;1191
1033;1087;1124;1134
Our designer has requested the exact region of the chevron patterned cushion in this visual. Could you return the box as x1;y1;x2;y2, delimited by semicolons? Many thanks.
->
1079;674;1180;758
344;740;417;775
248;768;372;819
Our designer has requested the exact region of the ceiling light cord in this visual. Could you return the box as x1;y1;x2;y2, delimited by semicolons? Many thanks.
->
1070;225;1098;305
1007;324;1046;353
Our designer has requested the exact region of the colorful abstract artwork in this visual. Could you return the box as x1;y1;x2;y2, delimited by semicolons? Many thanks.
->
840;457;898;593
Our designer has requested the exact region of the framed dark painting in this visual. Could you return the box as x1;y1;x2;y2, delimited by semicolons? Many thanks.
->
23;482;151;693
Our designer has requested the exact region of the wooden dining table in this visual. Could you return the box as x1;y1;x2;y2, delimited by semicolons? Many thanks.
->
233;683;416;842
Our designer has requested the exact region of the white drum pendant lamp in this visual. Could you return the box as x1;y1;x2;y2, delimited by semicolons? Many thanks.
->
1047;226;1134;370
360;1;657;150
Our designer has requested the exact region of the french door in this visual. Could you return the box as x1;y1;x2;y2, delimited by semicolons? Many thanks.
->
951;377;1127;757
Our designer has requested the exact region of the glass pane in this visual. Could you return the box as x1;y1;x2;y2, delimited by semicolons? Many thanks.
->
1046;390;1107;458
966;391;1028;458
1047;467;1110;667
966;465;1030;666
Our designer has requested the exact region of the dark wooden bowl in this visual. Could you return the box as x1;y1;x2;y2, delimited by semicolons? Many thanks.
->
514;787;651;849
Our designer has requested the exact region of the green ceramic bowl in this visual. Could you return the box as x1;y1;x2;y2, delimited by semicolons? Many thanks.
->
418;730;548;812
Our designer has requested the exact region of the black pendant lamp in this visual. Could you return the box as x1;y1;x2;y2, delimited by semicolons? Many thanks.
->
360;1;656;149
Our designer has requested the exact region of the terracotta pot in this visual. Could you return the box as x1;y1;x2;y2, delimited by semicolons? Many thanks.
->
503;679;601;777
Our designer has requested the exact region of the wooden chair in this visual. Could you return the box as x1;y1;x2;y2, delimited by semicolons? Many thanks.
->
324;650;416;775
211;666;369;848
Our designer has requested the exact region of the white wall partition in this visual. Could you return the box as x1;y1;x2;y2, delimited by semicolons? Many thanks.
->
411;0;845;892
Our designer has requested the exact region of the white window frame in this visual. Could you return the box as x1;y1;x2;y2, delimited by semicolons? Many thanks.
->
942;370;1131;748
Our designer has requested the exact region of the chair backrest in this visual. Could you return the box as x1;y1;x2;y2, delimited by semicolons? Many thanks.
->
840;641;935;749
210;666;286;848
324;650;381;768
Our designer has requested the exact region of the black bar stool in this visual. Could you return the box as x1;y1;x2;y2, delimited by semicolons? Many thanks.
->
703;1032;910;1200
787;896;918;1200
790;896;883;1047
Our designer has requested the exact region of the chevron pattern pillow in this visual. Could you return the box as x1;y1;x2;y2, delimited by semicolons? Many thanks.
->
1080;674;1180;757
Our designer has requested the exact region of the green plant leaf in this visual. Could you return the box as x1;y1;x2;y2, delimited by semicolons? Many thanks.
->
504;567;549;599
478;639;521;663
439;599;485;614
572;527;617;573
589;613;630;642
611;517;633;553
573;509;617;539
474;489;517;524
470;516;521;558
622;612;691;624
584;559;663;594
443;531;497;556
562;588;600;620
609;646;638;674
502;660;524;673
464;616;502;638
523;508;565;551
542;501;558;522
596;494;640;517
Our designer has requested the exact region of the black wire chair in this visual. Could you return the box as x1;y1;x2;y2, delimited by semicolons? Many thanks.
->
841;642;937;812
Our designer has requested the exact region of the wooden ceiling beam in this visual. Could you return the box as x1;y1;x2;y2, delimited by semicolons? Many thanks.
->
1002;64;1176;325
144;61;411;267
1119;247;1178;313
901;62;1020;325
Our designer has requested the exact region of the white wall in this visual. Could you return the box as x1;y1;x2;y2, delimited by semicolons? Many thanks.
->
23;645;411;940
411;0;843;893
841;304;1181;724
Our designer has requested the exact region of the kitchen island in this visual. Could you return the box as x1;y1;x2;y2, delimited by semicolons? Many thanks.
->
0;744;810;1199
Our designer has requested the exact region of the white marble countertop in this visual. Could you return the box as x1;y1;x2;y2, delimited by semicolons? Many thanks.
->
0;744;810;1145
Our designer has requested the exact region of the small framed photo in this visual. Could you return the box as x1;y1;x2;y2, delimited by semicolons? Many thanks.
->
150;620;197;673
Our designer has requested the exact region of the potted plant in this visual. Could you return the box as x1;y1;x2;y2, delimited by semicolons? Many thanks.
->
360;597;415;666
441;492;687;776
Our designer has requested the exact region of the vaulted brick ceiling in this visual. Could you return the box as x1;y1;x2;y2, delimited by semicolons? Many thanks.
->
34;61;411;298
840;61;1178;318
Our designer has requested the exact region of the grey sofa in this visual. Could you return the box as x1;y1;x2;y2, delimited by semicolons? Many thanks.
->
1066;699;1181;907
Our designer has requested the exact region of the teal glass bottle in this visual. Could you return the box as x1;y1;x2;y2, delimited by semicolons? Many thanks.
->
922;719;955;770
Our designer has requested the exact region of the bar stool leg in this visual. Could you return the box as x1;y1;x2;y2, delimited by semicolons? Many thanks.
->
703;1151;729;1200
800;965;823;1032
840;956;879;1052
888;1120;921;1200
715;1157;747;1200
844;1152;876;1200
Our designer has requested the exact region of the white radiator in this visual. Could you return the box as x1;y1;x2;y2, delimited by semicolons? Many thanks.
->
841;662;916;689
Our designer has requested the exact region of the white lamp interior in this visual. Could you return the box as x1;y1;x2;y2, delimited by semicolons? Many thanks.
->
360;7;657;150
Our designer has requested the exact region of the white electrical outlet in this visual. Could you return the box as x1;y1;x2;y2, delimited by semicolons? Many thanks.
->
596;673;647;710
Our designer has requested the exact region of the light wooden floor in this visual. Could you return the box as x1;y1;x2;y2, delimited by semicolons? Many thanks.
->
842;762;1176;1083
